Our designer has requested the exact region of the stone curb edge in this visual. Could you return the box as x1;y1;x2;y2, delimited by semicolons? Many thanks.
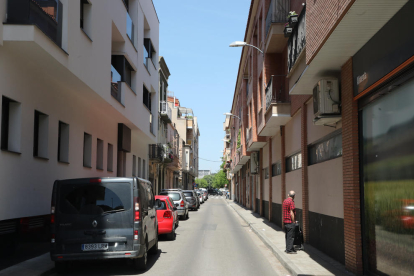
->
226;200;304;276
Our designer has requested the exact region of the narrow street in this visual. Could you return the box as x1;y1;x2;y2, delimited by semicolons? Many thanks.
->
0;198;289;276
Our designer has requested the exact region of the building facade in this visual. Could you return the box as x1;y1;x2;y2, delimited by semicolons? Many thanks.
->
0;0;159;251
198;170;211;179
224;1;414;275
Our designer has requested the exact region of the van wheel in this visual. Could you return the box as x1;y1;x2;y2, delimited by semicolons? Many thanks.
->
55;262;67;274
134;243;147;271
149;233;158;255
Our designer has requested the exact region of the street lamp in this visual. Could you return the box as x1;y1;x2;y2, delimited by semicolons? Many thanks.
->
223;112;241;120
229;41;263;57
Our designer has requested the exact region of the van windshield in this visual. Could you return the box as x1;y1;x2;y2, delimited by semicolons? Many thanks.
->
59;182;131;215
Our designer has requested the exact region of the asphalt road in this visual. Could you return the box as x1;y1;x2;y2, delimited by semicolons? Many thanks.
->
1;197;289;276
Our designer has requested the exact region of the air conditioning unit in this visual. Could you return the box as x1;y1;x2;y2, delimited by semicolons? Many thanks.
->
313;78;341;126
250;151;259;175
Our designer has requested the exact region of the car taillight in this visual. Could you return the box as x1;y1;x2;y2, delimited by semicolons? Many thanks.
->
180;200;184;207
164;211;172;218
134;197;140;221
51;233;55;243
51;214;55;224
134;230;138;240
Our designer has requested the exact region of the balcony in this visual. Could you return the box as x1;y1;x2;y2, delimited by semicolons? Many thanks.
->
160;101;172;123
126;12;135;46
264;0;289;53
6;0;63;48
149;144;163;163
259;76;291;137
246;127;251;144
111;65;122;103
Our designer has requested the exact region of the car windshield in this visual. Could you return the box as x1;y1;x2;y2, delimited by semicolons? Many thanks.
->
160;192;181;201
184;192;193;197
59;182;131;215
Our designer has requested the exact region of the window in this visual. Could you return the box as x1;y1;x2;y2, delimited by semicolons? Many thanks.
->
132;155;136;176
107;143;113;171
286;152;302;172
80;0;92;38
308;131;342;165
272;161;282;177
143;85;151;111
83;133;92;168
138;157;141;177
59;182;131;215
264;167;269;179
58;121;69;163
142;159;146;179
1;96;21;153
33;110;49;159
96;138;103;170
143;38;156;70
111;55;135;102
126;12;134;44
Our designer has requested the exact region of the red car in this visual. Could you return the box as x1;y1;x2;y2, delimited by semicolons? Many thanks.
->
155;195;179;240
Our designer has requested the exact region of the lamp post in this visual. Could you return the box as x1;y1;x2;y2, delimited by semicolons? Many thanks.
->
223;112;241;120
229;41;263;57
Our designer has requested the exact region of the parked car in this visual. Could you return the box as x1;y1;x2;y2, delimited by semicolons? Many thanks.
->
201;190;208;201
159;190;189;220
183;190;199;210
155;195;178;240
199;188;208;200
197;191;204;204
50;177;159;272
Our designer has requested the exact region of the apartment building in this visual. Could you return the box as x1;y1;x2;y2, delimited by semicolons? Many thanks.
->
198;170;211;179
168;96;200;190
224;1;414;275
0;0;159;251
149;57;182;195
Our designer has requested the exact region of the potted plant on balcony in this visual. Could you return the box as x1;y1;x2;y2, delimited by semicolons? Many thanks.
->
287;11;298;27
284;23;293;38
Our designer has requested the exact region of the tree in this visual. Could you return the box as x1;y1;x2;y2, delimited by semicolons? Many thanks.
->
203;174;215;188
213;170;228;189
195;178;208;188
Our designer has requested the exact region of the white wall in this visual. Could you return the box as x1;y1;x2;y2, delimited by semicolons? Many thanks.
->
0;0;159;221
285;169;302;209
272;175;282;204
308;157;344;218
285;110;301;156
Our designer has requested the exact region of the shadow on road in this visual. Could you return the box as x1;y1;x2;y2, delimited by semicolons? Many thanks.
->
46;249;165;276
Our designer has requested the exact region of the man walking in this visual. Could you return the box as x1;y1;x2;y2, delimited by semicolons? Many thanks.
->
283;191;296;254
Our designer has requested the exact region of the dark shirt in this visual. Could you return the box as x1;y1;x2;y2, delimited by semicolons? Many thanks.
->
282;197;296;224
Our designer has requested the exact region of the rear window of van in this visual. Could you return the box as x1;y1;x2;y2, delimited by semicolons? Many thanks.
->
59;182;131;215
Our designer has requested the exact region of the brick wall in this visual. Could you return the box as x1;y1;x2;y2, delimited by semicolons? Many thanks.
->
281;125;286;228
291;95;311;116
341;58;363;275
300;103;309;242
306;0;355;64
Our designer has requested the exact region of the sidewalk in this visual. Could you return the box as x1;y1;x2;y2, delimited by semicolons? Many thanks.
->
226;200;354;276
0;253;53;276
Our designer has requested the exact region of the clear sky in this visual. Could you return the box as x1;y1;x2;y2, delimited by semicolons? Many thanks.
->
153;0;251;174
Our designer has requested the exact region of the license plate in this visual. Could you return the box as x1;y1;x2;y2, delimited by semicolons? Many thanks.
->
82;243;108;251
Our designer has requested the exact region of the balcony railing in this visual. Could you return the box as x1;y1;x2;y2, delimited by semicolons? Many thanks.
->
149;144;163;162
265;75;289;111
265;0;290;38
160;101;172;122
7;0;63;47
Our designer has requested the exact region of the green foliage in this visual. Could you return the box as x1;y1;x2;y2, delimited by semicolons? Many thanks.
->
213;170;228;189
195;178;208;188
237;129;241;149
196;159;229;189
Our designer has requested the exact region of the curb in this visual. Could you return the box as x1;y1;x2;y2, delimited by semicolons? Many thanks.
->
226;200;304;276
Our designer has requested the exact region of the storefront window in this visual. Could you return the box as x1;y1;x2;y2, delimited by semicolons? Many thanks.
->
362;78;414;276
